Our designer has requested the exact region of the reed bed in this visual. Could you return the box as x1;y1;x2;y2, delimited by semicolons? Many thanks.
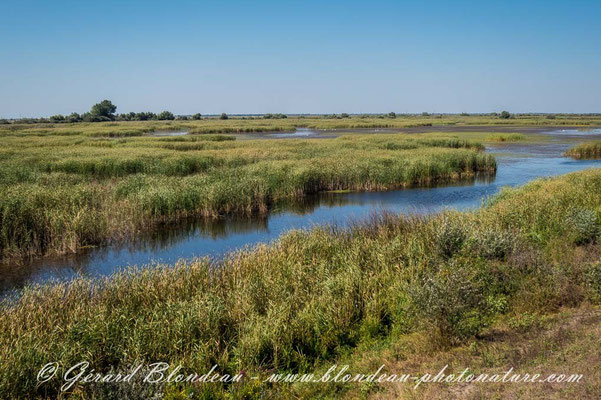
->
565;141;601;159
2;168;601;398
486;133;526;142
0;129;495;260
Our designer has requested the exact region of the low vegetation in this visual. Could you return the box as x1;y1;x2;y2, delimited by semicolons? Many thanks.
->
565;141;601;159
5;99;601;129
0;129;494;260
1;167;601;398
486;133;525;142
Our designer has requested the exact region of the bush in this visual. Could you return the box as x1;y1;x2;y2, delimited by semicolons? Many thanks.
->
220;113;228;120
468;228;515;259
434;216;467;259
157;111;175;121
192;113;202;120
49;114;65;123
500;111;511;119
66;112;82;122
134;112;156;121
408;261;492;341
567;208;599;244
82;113;111;122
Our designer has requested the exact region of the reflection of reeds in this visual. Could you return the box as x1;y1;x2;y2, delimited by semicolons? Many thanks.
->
0;130;495;260
2;168;601;398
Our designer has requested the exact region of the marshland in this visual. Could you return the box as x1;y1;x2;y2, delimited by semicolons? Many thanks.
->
4;112;601;267
1;112;601;399
0;119;496;261
4;0;601;396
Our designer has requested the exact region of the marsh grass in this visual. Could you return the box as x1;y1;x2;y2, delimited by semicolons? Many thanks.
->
0;128;495;260
2;168;601;398
565;141;601;159
486;133;526;142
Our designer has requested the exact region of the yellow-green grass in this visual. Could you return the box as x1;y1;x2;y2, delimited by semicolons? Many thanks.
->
2;168;601;398
0;130;495;260
486;133;526;142
565;141;601;159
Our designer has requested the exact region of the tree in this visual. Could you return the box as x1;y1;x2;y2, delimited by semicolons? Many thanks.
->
341;113;350;118
500;111;511;119
90;100;117;120
388;112;397;118
220;113;228;120
157;111;175;120
192;113;202;120
82;112;110;122
133;112;156;121
49;114;65;123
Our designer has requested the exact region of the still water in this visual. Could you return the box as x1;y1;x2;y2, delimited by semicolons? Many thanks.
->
2;129;601;293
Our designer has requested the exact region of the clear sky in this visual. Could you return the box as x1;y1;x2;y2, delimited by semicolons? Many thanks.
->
1;0;600;117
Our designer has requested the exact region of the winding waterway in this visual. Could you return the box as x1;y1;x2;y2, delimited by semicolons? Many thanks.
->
2;128;601;294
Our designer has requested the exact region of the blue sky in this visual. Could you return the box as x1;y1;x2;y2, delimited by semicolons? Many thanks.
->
1;0;600;117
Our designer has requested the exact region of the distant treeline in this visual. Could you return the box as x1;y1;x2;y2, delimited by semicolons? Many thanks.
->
1;99;599;124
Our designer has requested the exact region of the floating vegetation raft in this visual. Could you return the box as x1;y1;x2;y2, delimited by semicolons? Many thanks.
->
565;141;601;159
0;127;495;260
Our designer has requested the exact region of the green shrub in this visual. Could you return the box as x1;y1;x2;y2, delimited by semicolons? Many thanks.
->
157;111;175;120
468;228;515;259
567;208;599;244
434;215;468;259
408;260;492;341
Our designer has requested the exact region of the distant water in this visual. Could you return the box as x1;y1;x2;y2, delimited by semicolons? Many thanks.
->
149;130;189;136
